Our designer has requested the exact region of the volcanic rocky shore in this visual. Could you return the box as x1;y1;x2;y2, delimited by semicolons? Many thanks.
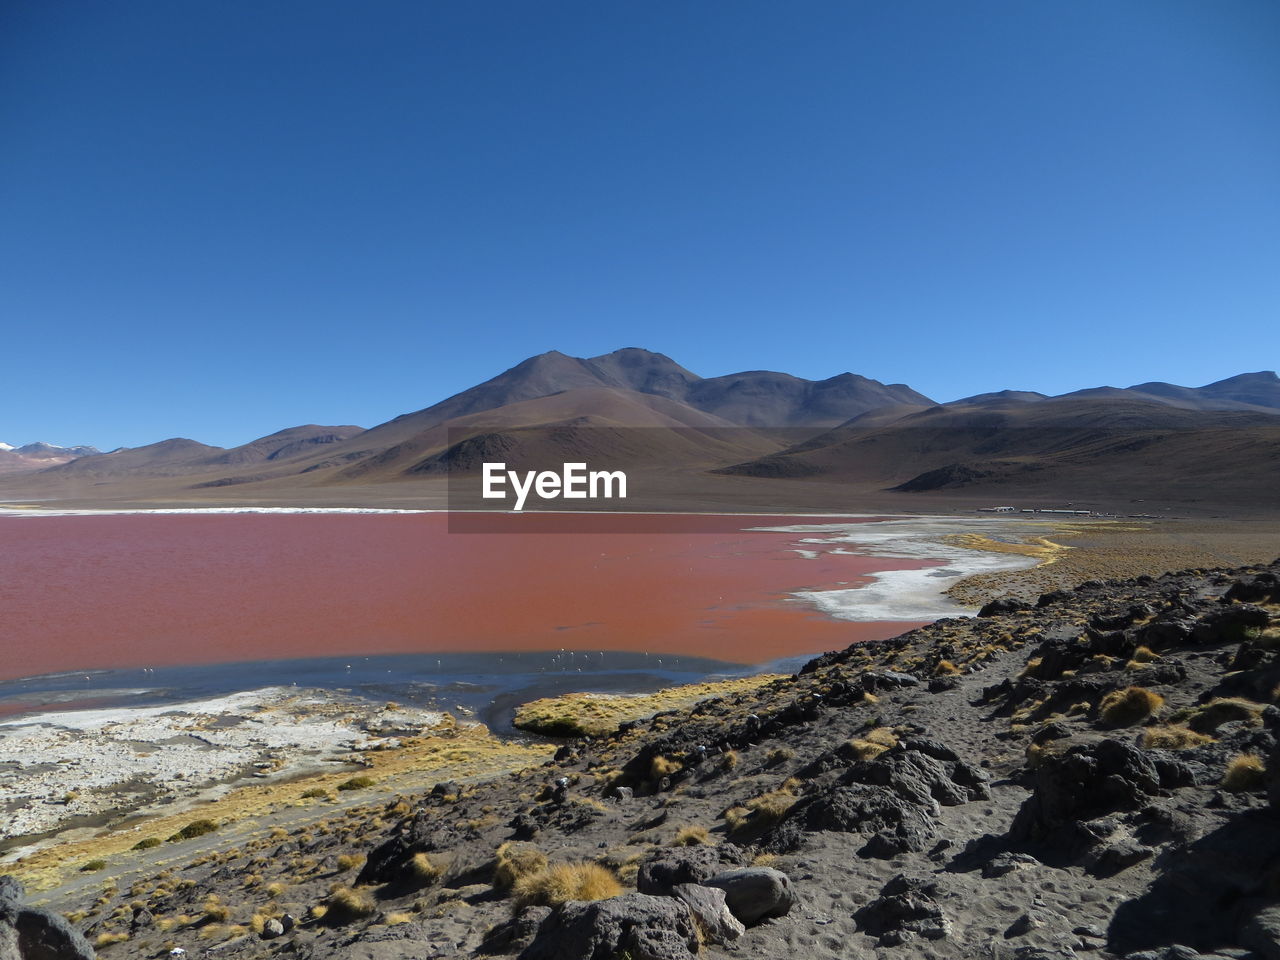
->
9;561;1280;960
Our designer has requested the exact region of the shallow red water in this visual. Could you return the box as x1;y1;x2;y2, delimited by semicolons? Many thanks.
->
0;513;935;681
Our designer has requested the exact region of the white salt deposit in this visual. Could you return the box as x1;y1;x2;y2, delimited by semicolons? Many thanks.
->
0;687;443;841
752;517;1048;621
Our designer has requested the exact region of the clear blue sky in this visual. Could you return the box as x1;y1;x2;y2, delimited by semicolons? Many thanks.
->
3;1;1277;449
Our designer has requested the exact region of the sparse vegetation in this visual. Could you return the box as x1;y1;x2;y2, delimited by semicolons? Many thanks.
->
513;862;622;909
512;676;783;738
849;726;898;760
1142;725;1214;750
167;818;220;842
337;776;376;792
672;825;710;846
80;859;108;872
131;837;162;851
765;746;795;766
1099;686;1164;726
409;851;444;883
725;779;801;835
1222;753;1266;792
494;842;547;889
650;755;681;779
201;894;230;922
323;884;377;922
1176;697;1267;734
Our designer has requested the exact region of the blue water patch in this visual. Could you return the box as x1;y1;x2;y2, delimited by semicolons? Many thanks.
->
0;649;775;735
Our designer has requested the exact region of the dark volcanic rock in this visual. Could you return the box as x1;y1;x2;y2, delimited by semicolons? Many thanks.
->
853;875;949;946
1110;811;1280;955
979;596;1033;617
1;875;95;960
776;740;988;857
519;893;699;960
357;811;462;887
773;783;935;857
1226;572;1280;604
636;845;749;896
39;559;1280;960
840;742;991;808
1240;903;1280;960
1011;739;1161;847
1191;604;1272;644
481;905;552;954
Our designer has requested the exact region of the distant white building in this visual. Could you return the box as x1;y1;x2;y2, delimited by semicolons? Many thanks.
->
978;505;1016;513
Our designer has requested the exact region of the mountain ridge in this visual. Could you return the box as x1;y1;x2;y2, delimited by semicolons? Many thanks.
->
3;350;1278;512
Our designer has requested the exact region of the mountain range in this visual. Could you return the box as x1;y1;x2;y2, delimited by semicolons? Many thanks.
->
2;349;1278;513
0;441;102;475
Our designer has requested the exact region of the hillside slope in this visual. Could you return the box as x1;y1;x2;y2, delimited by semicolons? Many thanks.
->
22;560;1280;960
718;397;1280;508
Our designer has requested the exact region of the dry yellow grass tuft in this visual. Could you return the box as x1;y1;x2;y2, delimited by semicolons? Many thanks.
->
725;780;800;835
849;726;898;760
512;862;622;909
1099;687;1164;727
512;675;783;737
672;825;710;846
408;851;443;883
1141;725;1213;750
335;854;364;872
934;660;962;676
765;747;795;766
1222;754;1266;792
1019;658;1044;680
1179;697;1267;734
324;884;377;922
493;842;547;890
650;755;682;779
201;895;230;923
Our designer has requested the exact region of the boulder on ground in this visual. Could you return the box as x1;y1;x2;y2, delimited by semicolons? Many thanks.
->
671;883;745;943
1191;604;1271;644
1010;739;1160;847
1240;903;1280;960
853;875;949;946
978;596;1033;617
1226;572;1280;605
519;893;698;960
635;845;747;896
788;783;936;858
0;875;95;960
703;867;795;926
357;811;462;887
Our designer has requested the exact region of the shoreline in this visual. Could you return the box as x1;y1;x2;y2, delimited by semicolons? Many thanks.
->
5;511;1276;883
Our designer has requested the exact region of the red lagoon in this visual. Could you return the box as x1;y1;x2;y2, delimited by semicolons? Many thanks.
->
0;513;937;682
